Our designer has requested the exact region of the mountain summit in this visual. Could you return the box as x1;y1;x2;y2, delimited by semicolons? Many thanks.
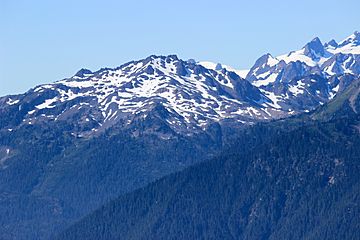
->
303;37;325;58
0;55;288;137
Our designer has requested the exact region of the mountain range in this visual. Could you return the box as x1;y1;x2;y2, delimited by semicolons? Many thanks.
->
0;32;359;239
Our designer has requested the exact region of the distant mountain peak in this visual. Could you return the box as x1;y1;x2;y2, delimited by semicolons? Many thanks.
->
352;31;360;44
310;36;322;43
244;31;360;116
303;37;325;57
325;39;338;48
75;68;93;78
351;30;360;41
253;53;277;68
339;31;360;47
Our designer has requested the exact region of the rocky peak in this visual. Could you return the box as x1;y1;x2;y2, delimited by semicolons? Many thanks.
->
325;39;338;48
303;37;325;58
75;68;93;78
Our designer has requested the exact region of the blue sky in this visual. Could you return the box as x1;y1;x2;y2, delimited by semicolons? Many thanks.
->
1;0;360;96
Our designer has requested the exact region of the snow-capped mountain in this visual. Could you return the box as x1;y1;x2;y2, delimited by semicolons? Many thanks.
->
1;32;359;137
242;31;360;112
246;31;360;86
0;55;290;136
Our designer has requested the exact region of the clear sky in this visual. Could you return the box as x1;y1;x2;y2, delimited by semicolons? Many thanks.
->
1;0;359;96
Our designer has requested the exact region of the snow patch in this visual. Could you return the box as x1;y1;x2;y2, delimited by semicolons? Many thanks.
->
35;98;58;109
6;98;19;105
289;81;306;96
